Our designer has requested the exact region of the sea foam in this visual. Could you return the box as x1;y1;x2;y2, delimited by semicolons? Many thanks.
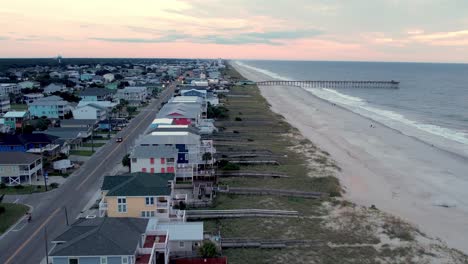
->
236;61;468;148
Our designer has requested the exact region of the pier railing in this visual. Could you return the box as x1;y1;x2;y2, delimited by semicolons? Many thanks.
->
256;80;399;89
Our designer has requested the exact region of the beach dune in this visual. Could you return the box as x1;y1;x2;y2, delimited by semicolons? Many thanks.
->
232;61;468;253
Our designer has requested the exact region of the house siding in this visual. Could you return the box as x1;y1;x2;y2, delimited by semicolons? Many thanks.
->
51;257;68;264
108;256;123;264
78;257;101;264
106;196;169;218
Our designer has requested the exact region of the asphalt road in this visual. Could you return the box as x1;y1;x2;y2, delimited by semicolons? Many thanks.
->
0;84;175;264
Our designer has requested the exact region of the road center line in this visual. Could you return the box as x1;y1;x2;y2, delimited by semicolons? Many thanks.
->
4;207;61;264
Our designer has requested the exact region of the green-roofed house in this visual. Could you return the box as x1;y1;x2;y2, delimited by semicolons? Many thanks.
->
99;173;187;221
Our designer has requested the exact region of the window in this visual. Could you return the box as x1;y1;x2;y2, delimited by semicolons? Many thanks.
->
150;158;154;164
122;256;128;264
161;168;165;173
69;259;78;264
117;197;127;213
141;211;155;218
100;257;107;264
145;197;154;205
160;158;165;164
179;241;185;248
131;158;137;163
142;168;147;172
150;168;155;173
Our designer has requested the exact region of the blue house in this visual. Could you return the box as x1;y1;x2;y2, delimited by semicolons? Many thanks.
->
180;87;207;99
28;96;72;119
0;133;59;153
79;88;114;102
49;217;149;264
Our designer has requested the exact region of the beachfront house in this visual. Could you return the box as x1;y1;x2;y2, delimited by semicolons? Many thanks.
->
98;172;186;221
49;218;159;264
0;152;43;185
23;93;44;104
130;145;178;174
156;103;202;126
49;217;204;264
28;96;72;119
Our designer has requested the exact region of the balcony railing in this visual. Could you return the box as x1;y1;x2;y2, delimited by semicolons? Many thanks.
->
156;201;168;208
99;201;108;217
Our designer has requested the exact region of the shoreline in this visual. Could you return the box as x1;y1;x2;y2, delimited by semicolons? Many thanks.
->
230;61;468;254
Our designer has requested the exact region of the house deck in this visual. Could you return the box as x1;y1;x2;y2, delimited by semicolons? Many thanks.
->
144;235;167;248
136;254;151;264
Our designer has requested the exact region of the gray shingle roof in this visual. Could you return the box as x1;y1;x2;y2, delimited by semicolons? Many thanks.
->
80;88;114;97
0;152;41;164
102;172;174;196
50;217;148;256
130;145;177;159
156;103;202;119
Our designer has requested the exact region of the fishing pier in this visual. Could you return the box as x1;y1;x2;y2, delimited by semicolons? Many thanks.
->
256;80;399;89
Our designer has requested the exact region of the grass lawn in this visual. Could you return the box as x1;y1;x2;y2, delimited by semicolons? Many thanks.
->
0;203;29;234
10;104;28;111
69;150;95;156
82;142;106;148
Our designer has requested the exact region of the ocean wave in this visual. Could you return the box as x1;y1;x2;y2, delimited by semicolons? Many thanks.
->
306;87;468;145
235;61;468;147
235;61;293;81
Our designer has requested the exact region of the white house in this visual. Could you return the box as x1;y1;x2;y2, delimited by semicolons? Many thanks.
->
103;73;115;83
44;83;67;94
0;83;21;96
130;145;178;174
72;103;107;120
0;152;43;185
115;86;148;106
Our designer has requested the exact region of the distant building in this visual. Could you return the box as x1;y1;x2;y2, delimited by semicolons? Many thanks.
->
24;93;44;104
0;83;21;96
3;111;30;130
28;96;72;119
115;86;148;106
103;73;115;83
79;88;114;102
0;96;10;114
43;83;67;94
72;103;107;120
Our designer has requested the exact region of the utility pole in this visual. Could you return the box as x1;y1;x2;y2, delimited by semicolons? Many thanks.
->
64;206;69;226
44;227;49;264
91;125;94;153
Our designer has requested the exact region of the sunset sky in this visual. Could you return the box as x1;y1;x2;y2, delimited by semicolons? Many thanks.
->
1;0;468;62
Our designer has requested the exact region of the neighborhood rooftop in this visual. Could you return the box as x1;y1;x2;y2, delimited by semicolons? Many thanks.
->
50;217;148;257
101;172;174;196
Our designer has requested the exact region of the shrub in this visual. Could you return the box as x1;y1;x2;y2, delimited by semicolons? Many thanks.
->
222;163;240;171
13;185;24;189
198;240;218;258
0;206;5;215
233;130;239;134
50;183;59;189
235;117;242;121
0;183;6;189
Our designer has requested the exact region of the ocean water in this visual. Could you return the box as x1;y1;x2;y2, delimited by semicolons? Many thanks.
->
236;60;468;157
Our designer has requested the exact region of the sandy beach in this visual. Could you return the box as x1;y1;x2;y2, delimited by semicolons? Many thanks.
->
232;61;468;254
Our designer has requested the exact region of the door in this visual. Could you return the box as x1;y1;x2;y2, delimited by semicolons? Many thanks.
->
69;258;78;264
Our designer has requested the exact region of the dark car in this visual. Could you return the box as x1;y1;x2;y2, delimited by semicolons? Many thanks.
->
116;137;123;143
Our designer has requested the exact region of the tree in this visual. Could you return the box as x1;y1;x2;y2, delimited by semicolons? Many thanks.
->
127;106;137;116
198;241;218;258
122;154;131;172
202;152;212;169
